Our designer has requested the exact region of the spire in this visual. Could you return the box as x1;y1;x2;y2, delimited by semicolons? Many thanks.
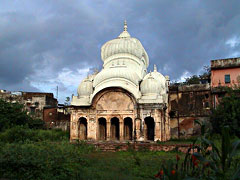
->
124;20;127;31
118;20;130;38
154;64;157;72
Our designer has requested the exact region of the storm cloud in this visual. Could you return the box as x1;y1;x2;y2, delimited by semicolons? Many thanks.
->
0;0;239;102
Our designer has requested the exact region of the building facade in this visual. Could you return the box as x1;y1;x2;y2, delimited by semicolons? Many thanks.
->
211;57;240;108
70;21;171;142
169;84;211;138
0;90;57;120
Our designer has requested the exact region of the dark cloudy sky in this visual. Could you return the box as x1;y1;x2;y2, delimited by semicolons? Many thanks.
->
0;0;240;103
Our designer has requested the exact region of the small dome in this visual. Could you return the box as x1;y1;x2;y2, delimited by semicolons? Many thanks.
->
140;74;161;95
77;78;93;97
101;21;149;67
144;65;167;93
93;67;141;87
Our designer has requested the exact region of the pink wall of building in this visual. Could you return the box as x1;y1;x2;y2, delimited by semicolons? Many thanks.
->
211;67;240;88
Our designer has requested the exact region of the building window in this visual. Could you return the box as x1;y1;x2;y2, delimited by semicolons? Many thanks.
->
225;74;230;83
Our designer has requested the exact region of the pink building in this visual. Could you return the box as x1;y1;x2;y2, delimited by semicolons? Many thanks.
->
211;57;240;88
211;57;240;107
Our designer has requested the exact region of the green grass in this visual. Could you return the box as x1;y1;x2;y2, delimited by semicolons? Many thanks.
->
0;140;184;180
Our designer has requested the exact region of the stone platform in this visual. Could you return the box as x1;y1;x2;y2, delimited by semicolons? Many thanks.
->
86;141;191;153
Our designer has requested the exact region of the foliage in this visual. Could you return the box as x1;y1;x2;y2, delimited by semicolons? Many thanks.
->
64;96;71;105
183;66;210;85
211;87;240;137
0;98;45;131
185;75;201;84
0;141;95;180
0;99;31;131
0;137;183;180
155;120;240;180
0;126;69;143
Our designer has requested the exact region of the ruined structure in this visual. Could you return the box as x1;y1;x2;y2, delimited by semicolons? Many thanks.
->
169;84;211;138
0;90;57;120
43;104;70;131
70;21;170;142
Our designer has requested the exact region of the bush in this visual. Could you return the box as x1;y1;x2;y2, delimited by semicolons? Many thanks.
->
0;98;45;131
0;127;69;143
211;87;240;137
0;99;31;131
0;141;94;179
155;120;240;179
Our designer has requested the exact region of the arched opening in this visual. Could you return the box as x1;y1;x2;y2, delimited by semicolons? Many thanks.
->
98;118;106;140
124;117;133;140
111;117;119;140
78;117;87;140
144;117;155;141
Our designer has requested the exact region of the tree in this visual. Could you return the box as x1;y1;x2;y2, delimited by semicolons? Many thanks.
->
210;87;240;137
64;97;70;106
0;99;44;131
184;65;211;85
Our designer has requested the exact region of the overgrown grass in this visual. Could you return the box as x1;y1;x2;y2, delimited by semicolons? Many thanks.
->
0;126;69;143
0;139;184;180
0;127;187;179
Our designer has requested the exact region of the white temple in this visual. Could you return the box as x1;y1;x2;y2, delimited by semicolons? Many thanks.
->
70;21;170;142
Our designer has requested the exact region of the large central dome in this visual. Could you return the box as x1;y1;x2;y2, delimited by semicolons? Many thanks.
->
71;21;169;107
101;21;149;69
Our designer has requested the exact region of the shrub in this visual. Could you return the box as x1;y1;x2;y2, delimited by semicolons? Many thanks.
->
0;98;45;131
211;87;240;137
155;120;240;179
0;127;69;143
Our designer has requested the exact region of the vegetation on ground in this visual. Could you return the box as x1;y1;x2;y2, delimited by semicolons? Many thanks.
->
155;120;240;180
211;87;240;138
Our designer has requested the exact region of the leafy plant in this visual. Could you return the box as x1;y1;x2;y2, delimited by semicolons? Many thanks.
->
155;120;240;180
211;87;240;137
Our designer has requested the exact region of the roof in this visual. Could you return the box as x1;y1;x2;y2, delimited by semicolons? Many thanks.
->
211;57;240;69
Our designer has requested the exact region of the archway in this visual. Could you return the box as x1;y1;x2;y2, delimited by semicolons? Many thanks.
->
124;117;133;140
98;118;106;140
111;117;119;140
79;117;87;140
144;117;155;141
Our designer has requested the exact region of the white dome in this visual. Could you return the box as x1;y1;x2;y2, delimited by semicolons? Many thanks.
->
144;66;166;93
140;74;161;95
93;67;141;87
101;21;149;67
77;78;93;97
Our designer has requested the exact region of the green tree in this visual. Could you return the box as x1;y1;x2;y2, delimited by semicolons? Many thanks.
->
64;97;70;105
0;99;44;131
210;87;240;137
184;65;211;85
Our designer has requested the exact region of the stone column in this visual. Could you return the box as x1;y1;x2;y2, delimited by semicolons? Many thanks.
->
155;122;160;141
135;118;141;140
143;121;147;141
106;118;111;141
119;118;124;141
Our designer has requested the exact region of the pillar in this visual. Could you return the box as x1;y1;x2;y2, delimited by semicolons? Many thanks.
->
120;119;124;141
106;118;111;141
155;122;160;141
135;118;141;140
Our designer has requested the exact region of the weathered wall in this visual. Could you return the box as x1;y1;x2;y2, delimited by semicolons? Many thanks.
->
211;68;240;88
169;84;211;138
43;107;70;131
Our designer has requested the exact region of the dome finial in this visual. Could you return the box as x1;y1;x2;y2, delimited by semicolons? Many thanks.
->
154;64;157;72
124;20;127;31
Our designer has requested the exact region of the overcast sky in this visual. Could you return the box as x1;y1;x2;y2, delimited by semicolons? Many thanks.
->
0;0;240;103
